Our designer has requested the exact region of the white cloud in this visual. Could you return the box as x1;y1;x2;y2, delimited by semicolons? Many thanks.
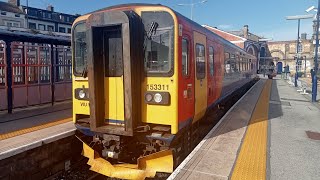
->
218;24;233;30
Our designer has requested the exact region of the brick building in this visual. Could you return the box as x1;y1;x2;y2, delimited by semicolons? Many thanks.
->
268;33;314;76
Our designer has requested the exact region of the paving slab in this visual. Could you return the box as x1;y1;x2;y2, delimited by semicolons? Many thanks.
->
269;79;320;180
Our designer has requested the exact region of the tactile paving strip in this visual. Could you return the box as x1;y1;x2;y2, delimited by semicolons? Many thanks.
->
231;80;272;180
0;118;72;140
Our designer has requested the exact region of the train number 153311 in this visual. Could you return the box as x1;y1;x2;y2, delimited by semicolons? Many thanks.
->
147;84;169;91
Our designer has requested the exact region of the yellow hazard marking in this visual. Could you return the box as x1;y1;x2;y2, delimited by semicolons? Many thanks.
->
231;80;272;180
0;118;72;140
79;136;173;180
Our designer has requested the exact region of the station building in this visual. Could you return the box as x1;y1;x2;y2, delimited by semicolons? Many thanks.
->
268;33;314;76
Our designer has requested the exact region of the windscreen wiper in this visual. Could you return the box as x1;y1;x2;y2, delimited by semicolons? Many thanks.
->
146;22;159;40
143;21;159;55
81;66;88;78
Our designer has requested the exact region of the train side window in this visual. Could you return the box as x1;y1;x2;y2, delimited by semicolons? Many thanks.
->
196;44;205;79
182;38;189;76
209;46;214;76
225;52;230;74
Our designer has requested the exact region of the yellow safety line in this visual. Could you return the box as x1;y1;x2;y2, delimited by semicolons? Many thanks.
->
231;80;272;180
0;117;72;140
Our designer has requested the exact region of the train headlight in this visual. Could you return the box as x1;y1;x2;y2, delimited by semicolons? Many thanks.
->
145;93;153;102
79;90;86;99
154;93;162;103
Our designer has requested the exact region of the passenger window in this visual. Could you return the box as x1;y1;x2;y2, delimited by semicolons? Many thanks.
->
182;38;189;76
196;44;205;79
225;52;230;74
209;46;214;76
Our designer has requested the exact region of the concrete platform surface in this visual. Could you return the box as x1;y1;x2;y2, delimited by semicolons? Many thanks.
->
269;79;320;180
0;102;71;134
0;122;76;160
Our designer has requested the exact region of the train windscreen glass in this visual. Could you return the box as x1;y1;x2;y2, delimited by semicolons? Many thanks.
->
142;11;174;76
73;23;87;76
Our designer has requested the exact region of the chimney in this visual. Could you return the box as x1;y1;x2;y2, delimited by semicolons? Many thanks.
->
301;33;307;40
47;5;54;12
243;25;249;39
8;0;20;6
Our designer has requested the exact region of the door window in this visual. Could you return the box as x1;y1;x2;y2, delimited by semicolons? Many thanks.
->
104;27;123;77
209;46;214;76
196;44;205;79
182;38;189;76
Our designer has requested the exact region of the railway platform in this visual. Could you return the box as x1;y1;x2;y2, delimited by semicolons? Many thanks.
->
169;76;320;180
0;102;78;179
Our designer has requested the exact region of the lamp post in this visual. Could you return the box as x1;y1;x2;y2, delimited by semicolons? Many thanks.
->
286;14;313;87
178;0;207;20
306;3;319;102
304;55;307;77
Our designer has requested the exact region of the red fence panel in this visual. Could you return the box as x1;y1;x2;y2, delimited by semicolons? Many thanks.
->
0;41;7;110
39;46;52;104
11;42;53;108
11;42;27;108
53;46;72;102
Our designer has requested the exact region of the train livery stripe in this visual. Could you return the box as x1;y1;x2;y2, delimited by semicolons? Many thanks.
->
231;80;272;180
0;118;72;140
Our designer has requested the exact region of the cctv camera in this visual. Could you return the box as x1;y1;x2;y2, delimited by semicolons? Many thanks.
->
306;6;315;13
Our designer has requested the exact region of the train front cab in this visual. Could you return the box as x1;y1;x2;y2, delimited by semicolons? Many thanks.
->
72;6;180;179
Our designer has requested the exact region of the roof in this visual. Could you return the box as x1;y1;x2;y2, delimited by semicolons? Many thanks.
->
0;1;25;14
228;30;263;41
203;25;247;41
0;26;70;45
21;5;79;17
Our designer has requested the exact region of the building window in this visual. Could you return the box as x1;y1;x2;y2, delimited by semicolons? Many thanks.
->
48;25;54;32
67;28;71;33
48;13;52;19
66;16;70;22
196;44;206;79
182;38;189;76
29;23;36;29
209;46;214;76
38;24;45;31
60;15;65;21
6;22;13;27
59;27;66;33
1;11;6;15
15;14;20;17
6;21;20;27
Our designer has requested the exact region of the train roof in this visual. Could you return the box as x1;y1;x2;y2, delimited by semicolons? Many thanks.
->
85;3;255;59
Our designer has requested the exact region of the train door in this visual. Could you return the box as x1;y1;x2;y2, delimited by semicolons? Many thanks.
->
193;31;207;122
103;26;125;124
207;42;215;106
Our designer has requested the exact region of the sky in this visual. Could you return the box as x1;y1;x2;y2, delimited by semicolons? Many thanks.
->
2;0;319;41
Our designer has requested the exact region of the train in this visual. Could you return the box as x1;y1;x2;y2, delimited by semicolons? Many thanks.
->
71;3;257;179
